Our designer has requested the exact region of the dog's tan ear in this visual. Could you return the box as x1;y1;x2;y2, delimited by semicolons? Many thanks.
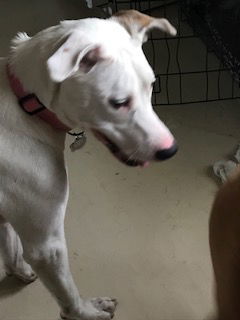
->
47;33;106;82
112;10;176;45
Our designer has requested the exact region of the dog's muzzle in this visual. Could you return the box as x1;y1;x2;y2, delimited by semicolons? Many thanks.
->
92;129;178;167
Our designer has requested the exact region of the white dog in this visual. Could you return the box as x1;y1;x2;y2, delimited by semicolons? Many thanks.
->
0;10;177;320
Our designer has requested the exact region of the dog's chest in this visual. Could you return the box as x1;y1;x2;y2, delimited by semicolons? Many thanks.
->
0;126;68;213
0;59;68;217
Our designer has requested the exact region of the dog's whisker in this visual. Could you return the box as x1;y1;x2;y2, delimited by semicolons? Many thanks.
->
127;145;141;161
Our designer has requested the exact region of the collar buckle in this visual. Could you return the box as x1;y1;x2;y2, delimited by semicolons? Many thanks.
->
18;93;46;115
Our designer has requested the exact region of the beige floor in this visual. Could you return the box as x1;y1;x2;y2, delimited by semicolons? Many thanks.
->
0;1;240;320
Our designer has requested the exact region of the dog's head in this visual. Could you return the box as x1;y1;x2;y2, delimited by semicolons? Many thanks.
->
47;10;177;167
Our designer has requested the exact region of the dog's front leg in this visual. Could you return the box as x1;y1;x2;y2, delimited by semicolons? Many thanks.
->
15;222;116;320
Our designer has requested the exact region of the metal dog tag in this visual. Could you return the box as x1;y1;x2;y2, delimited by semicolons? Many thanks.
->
70;132;87;152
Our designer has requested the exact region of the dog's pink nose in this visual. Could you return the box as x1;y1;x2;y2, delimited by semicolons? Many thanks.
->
155;141;178;161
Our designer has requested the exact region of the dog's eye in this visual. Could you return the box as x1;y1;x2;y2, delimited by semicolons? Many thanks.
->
109;98;131;110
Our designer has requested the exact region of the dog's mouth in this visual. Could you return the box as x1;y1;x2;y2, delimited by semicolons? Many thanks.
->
92;129;149;167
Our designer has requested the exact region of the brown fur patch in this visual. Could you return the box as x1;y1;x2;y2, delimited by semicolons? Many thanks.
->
113;10;153;35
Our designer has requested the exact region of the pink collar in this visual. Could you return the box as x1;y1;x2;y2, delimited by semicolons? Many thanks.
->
6;64;70;132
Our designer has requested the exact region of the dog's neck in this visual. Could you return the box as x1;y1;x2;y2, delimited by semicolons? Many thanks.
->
9;32;55;110
7;64;71;132
8;29;80;130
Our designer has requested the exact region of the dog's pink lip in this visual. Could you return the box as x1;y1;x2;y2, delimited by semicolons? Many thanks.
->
91;129;148;167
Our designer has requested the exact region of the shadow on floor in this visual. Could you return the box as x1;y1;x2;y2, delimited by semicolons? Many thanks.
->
0;275;27;299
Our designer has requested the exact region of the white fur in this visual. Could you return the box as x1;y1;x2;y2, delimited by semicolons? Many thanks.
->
0;12;176;319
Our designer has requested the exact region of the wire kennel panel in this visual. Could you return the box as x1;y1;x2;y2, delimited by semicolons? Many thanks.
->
95;0;240;106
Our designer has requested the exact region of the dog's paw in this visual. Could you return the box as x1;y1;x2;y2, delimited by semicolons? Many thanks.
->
60;297;117;320
5;262;37;284
90;297;117;317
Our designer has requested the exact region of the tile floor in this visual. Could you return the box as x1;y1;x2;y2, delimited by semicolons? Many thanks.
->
0;1;240;319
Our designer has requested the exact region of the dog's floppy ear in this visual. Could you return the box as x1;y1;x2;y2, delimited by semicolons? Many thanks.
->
112;10;176;45
47;33;105;82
